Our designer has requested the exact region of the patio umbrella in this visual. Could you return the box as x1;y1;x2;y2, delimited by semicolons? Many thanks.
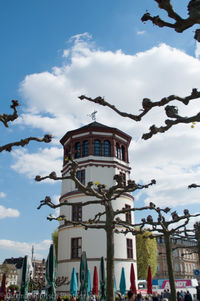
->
0;273;6;301
87;269;91;296
70;267;78;297
79;251;88;301
147;265;152;295
119;267;126;296
130;263;137;294
19;255;31;301
99;257;106;301
114;276;117;294
92;266;98;295
46;244;57;301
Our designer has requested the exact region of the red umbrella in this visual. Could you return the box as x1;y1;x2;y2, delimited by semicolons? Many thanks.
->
92;266;98;295
0;273;6;301
130;263;137;294
147;265;152;295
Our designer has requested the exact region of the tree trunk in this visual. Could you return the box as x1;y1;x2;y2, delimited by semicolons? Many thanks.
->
164;234;177;301
105;204;115;301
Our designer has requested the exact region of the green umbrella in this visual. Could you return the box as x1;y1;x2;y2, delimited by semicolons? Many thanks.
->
46;244;57;301
99;257;106;301
19;256;31;301
79;251;88;301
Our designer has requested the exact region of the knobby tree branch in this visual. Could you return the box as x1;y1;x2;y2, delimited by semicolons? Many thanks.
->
0;134;52;152
141;0;200;42
0;100;19;127
79;89;200;140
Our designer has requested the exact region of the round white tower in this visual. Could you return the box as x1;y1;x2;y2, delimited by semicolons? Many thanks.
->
57;121;137;293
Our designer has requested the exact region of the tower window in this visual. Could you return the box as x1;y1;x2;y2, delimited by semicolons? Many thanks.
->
82;140;88;157
116;143;120;159
75;142;81;158
76;170;85;186
71;237;82;259
121;145;126;161
94;139;102;156
72;204;82;221
127;238;133;259
103;140;111;157
125;204;132;223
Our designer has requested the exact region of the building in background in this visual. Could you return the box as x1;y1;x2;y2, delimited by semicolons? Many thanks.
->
57;121;137;293
32;258;46;281
155;237;200;279
0;257;23;287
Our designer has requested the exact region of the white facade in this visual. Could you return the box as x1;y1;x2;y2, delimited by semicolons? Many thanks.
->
57;122;137;293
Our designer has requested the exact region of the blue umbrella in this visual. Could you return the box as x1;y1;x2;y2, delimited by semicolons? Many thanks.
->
87;269;91;296
114;276;117;294
70;267;78;297
119;267;126;296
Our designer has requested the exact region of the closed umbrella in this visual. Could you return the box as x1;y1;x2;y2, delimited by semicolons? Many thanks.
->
92;266;98;295
87;269;91;296
130;263;137;294
119;267;126;296
46;244;57;301
114;276;117;294
19;255;31;301
79;251;88;301
70;267;78;297
147;265;152;295
0;273;6;301
99;257;106;301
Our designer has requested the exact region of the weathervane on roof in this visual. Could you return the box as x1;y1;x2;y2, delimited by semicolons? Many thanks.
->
87;110;98;121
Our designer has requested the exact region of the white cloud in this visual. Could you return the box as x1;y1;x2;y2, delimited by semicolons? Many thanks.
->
0;206;20;219
16;35;200;209
195;41;200;59
137;30;146;35
0;192;6;198
11;147;62;179
0;239;51;259
51;195;60;218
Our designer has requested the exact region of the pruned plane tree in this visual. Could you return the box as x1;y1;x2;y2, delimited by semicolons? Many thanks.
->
36;153;156;301
115;204;200;301
1;100;52;152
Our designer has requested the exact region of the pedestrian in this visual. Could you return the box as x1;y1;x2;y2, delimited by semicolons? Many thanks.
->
128;290;136;301
184;291;192;301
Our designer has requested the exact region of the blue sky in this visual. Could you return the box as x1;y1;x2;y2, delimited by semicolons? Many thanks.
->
0;0;200;262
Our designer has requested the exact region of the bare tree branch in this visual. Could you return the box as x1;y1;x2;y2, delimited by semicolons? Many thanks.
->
141;0;200;41
0;100;19;127
79;89;200;140
0;134;52;152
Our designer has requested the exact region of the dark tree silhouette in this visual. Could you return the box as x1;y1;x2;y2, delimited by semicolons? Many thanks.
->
141;0;200;42
1;100;52;152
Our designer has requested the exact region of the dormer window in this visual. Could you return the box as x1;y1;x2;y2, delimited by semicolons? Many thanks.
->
103;140;111;156
94;139;102;156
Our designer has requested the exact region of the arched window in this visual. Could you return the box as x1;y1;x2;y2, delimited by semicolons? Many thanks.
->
82;140;88;157
103;140;111;156
116;143;120;159
75;142;81;158
94;139;101;156
121;145;126;161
